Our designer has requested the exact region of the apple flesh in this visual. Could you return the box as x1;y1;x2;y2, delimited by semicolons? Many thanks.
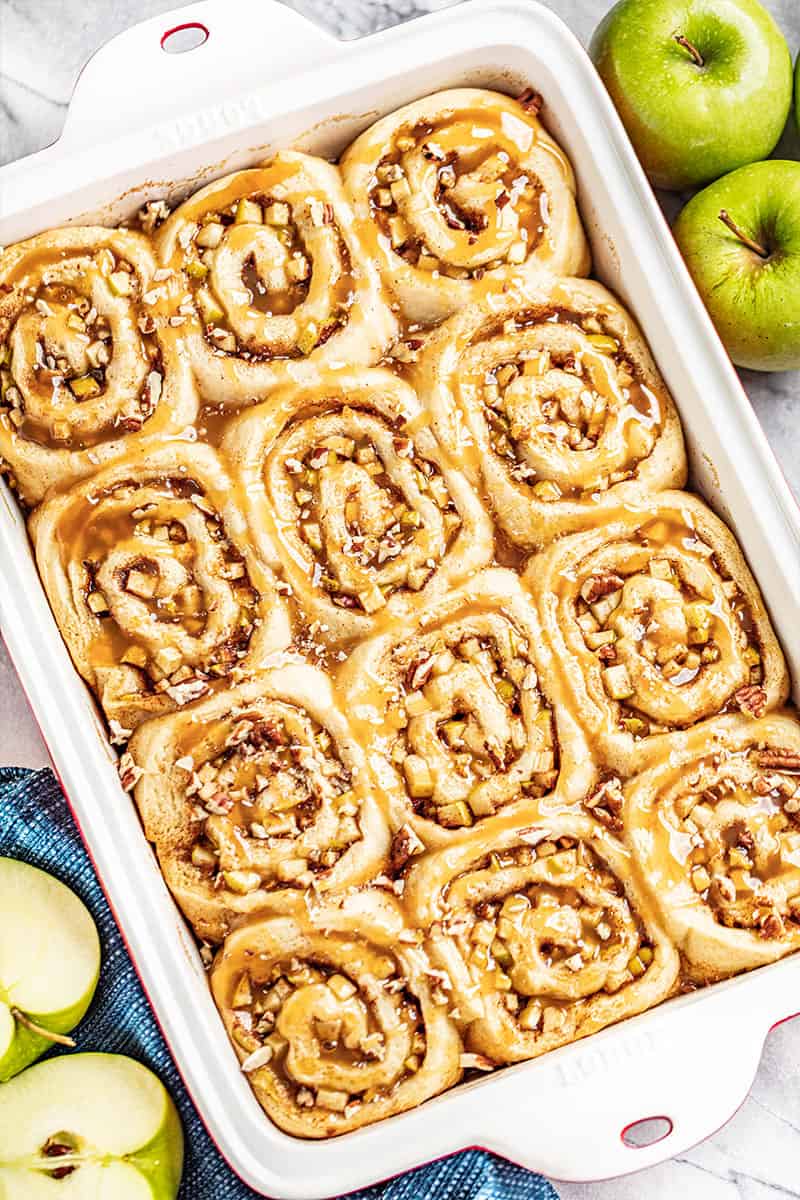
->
591;0;793;191
0;857;100;1080
674;160;800;371
0;1053;184;1198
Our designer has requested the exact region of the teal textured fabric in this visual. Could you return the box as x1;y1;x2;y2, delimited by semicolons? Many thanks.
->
0;766;558;1200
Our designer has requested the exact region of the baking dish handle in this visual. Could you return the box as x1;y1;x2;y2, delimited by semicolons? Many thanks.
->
479;961;800;1181
59;0;340;149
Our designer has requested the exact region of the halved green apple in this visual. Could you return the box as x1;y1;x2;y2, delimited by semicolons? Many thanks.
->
0;1053;184;1197
0;857;100;1080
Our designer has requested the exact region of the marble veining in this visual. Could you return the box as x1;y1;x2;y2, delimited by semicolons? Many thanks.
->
1;2;800;1198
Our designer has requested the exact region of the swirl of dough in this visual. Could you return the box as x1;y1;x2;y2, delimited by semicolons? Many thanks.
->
155;152;397;408
341;88;590;323
414;278;686;548
221;367;493;644
524;492;788;773
0;227;196;504
30;443;290;729
340;569;593;847
626;712;800;980
129;666;391;942
404;811;678;1063
211;891;462;1136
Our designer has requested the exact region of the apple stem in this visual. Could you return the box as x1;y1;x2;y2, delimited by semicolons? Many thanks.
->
718;210;770;259
11;1007;76;1048
674;34;705;67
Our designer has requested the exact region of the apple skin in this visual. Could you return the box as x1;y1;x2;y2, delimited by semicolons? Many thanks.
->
0;992;96;1082
0;857;100;1081
590;0;793;191
0;1053;184;1198
674;160;800;371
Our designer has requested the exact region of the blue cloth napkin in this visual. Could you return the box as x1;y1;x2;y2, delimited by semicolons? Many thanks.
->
0;766;558;1200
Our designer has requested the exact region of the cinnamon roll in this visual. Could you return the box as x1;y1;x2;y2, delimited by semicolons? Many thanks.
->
404;811;678;1063
0;228;196;504
155;153;397;408
129;666;391;942
626;712;800;980
221;368;493;644
341;88;590;323
415;278;686;548
211;891;463;1136
30;444;289;729
525;492;788;773
340;569;593;845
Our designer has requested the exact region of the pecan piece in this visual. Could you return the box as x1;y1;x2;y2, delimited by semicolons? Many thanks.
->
580;573;624;604
757;749;800;772
517;87;544;115
734;685;767;718
584;776;624;831
389;824;425;873
758;911;785;940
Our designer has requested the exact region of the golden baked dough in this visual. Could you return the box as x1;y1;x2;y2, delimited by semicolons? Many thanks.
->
30;443;290;729
156;152;397;409
221;367;494;644
1;84;796;1143
404;809;679;1062
341;88;590;323
129;666;391;942
0;228;197;504
210;891;463;1136
340;568;594;846
525;491;788;774
625;712;800;980
414;277;687;547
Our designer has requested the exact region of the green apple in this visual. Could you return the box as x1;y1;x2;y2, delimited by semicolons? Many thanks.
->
591;0;793;191
674;160;800;370
0;1053;184;1197
0;857;100;1080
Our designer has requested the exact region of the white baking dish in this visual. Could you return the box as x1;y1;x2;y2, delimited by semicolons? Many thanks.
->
1;0;799;1192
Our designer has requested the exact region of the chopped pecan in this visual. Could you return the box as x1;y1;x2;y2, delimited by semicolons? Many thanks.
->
596;643;617;665
580;573;624;604
758;911;785;940
118;752;143;791
389;824;425;873
734;685;767;718
407;653;435;691
585;776;624;831
517;87;544;115
757;749;800;772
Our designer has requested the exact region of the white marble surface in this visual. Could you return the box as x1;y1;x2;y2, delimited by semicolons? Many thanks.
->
1;0;799;1196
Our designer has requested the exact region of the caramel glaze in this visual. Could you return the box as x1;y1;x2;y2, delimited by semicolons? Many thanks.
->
2;85;797;1140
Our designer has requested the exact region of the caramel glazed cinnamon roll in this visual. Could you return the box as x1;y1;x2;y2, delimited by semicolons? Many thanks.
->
414;277;687;548
403;811;678;1064
211;891;463;1136
340;569;594;847
129;666;391;942
0;228;197;505
626;712;800;980
29;444;290;730
526;492;788;774
155;152;397;409
221;367;494;644
341;88;590;324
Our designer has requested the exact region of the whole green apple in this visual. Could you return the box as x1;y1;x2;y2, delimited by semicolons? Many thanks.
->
674;160;800;370
0;1053;184;1197
0;857;100;1080
591;0;793;191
